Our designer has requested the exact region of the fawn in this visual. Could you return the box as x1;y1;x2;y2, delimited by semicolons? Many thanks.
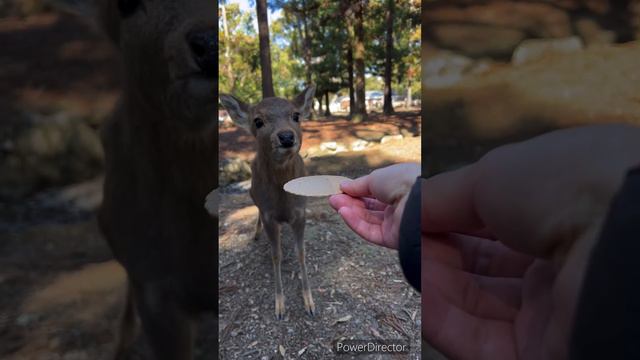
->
220;86;316;320
64;0;218;358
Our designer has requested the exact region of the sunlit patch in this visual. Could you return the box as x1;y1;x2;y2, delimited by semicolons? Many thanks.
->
225;204;259;223
23;261;126;316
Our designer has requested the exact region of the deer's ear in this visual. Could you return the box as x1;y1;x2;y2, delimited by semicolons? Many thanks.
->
219;94;251;131
293;84;316;120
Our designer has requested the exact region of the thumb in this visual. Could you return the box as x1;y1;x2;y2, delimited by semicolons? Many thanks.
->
340;175;372;198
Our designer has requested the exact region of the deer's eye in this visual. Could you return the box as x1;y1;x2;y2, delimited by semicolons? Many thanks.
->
292;112;300;123
254;117;264;129
118;0;142;18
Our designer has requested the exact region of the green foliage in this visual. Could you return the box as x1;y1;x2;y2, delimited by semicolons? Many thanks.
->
218;0;420;104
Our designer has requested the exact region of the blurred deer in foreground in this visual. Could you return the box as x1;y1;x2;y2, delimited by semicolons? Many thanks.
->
64;0;217;358
220;86;316;320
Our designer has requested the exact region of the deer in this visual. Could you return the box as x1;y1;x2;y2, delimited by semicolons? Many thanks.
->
220;85;316;320
62;0;217;358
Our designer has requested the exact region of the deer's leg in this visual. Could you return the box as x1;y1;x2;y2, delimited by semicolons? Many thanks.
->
262;217;285;320
254;212;263;241
135;282;194;360
114;280;138;360
292;216;315;317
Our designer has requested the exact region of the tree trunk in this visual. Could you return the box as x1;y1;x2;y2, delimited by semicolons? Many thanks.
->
256;0;275;98
383;0;394;115
353;0;367;122
325;91;331;116
301;9;313;84
347;46;355;118
317;95;323;113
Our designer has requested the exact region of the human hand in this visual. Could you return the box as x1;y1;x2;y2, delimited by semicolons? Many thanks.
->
329;163;420;249
423;125;640;360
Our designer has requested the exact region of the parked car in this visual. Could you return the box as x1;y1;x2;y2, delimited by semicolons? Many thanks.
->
365;90;383;110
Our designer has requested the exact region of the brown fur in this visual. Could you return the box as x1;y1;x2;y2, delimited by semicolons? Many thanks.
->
220;87;316;320
77;0;218;358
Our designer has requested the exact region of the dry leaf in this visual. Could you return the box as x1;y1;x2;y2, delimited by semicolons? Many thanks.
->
279;344;286;357
298;346;307;356
334;315;352;325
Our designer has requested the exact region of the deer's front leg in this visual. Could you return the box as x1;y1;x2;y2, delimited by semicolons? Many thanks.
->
262;216;285;320
292;215;315;317
254;212;263;241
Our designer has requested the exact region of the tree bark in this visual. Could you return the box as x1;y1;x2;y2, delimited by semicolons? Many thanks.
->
301;7;313;84
256;0;275;98
347;45;355;118
383;0;394;115
353;0;367;122
325;91;331;116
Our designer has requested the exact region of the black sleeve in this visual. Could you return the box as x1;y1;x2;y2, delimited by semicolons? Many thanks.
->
398;178;421;292
570;167;640;359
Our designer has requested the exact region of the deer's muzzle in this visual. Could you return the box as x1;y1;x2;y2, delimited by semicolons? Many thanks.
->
277;131;296;148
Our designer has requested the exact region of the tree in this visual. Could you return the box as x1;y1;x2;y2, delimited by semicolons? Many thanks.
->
219;0;420;114
256;0;275;97
220;2;234;92
353;0;367;122
218;3;261;102
383;0;394;115
347;45;355;117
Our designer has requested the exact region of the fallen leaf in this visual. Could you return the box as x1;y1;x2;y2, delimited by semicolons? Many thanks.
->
334;315;352;325
298;346;307;356
279;344;286;357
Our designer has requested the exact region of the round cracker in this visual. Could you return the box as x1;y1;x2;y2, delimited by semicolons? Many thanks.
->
284;175;351;197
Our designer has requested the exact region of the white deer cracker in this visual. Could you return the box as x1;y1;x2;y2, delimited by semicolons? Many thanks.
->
284;175;351;197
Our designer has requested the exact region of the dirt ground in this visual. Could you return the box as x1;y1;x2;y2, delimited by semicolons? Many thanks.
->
219;114;423;360
0;115;424;360
0;11;130;360
424;41;640;174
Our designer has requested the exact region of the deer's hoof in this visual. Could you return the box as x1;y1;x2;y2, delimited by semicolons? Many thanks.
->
305;303;316;317
303;291;316;317
275;294;285;320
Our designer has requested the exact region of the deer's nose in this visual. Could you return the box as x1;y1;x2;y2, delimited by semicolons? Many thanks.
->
277;131;295;148
188;29;216;77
